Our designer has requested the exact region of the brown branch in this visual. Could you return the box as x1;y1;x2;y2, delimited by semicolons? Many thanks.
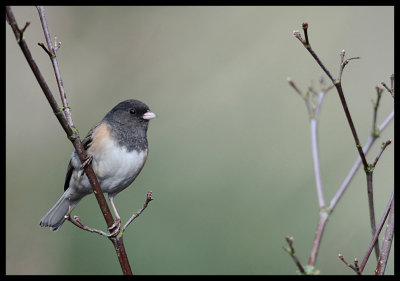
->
293;24;368;172
6;6;132;275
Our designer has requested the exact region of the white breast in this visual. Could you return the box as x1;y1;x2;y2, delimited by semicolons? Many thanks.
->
91;139;148;195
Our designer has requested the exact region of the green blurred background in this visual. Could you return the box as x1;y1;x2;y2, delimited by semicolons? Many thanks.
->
6;6;393;275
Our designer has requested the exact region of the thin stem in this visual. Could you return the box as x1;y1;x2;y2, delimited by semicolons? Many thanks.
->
310;118;325;208
359;192;393;273
338;254;361;275
287;78;313;116
121;191;154;233
36;6;75;130
308;211;329;266
375;196;394;275
372;87;383;136
334;83;369;170
329;110;393;210
289;79;329;209
302;22;310;47
372;140;392;168
365;138;392;261
65;215;111;237
381;74;394;98
366;173;379;260
283;236;306;274
304;45;336;82
310;90;327;209
338;56;360;81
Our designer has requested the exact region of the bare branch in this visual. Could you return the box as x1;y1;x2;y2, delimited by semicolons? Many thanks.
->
375;196;394;275
293;22;369;172
36;6;75;130
122;191;154;233
359;192;393;273
283;236;306;274
381;74;394;98
338;254;361;275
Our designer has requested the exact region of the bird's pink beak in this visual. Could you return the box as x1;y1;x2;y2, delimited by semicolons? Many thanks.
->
142;110;157;120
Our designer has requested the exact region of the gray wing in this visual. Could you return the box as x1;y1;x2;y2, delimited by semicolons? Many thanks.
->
63;124;99;191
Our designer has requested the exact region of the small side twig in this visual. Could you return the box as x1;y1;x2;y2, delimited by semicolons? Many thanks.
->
338;254;361;275
372;140;392;168
283;236;306;275
65;215;111;237
121;191;154;233
381;74;394;98
338;50;360;81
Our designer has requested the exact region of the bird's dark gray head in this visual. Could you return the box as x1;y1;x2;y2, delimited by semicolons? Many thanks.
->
103;99;156;151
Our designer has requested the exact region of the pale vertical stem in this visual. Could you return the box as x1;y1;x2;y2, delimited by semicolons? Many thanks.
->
310;118;325;208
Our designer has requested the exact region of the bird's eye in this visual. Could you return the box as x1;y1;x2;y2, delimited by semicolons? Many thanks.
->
129;108;136;114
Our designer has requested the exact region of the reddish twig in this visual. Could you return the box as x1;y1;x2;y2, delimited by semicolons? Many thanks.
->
375;195;394;275
381;74;394;98
338;254;361;275
359;192;393;273
283;236;306;274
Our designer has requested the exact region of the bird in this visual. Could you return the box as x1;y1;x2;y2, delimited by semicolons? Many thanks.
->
39;99;156;231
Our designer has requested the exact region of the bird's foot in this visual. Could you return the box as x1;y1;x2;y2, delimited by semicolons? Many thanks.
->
108;218;121;237
77;155;93;178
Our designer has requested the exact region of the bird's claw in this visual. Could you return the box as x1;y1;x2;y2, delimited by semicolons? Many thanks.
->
108;218;121;237
77;155;93;178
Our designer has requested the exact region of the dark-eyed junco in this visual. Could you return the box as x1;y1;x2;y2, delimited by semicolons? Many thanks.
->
39;99;156;231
